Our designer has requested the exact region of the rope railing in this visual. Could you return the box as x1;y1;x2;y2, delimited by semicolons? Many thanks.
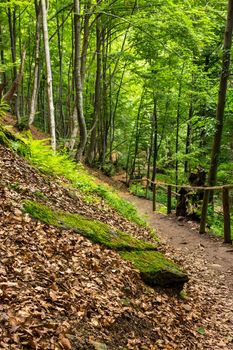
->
129;177;233;245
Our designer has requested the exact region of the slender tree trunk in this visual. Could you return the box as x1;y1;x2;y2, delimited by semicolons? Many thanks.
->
151;94;158;183
69;0;91;151
56;4;65;135
74;0;87;161
109;62;127;160
87;9;101;165
175;65;184;191
208;0;233;187
0;26;7;96
184;96;193;174
8;6;20;119
130;93;143;179
3;48;26;103
41;0;56;152
200;0;233;233
29;0;42;127
81;0;91;86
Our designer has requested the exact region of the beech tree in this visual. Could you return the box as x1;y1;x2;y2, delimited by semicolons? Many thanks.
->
41;0;56;152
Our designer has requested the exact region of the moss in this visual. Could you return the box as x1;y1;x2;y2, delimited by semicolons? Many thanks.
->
58;212;157;251
23;200;157;251
33;191;48;201
23;200;188;288
24;200;58;226
120;250;188;288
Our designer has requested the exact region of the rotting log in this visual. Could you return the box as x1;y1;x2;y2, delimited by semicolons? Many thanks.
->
120;250;188;290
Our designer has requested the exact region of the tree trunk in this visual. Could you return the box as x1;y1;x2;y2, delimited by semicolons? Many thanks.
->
41;0;56;152
3;48;26;103
184;96;193;174
130;93;143;179
151;94;158;183
74;0;87;161
200;0;233;233
175;65;184;191
7;6;20;119
0;25;7;96
29;0;42;127
208;0;233;187
87;9;101;165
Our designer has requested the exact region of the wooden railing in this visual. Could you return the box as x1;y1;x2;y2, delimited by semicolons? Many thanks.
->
130;178;233;245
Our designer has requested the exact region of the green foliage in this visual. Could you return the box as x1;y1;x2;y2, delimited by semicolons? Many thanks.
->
101;162;116;177
0;99;9;118
17;136;146;226
197;327;206;336
129;183;176;210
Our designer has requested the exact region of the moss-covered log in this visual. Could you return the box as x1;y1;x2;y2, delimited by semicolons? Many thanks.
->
23;200;188;289
23;200;157;251
120;250;188;289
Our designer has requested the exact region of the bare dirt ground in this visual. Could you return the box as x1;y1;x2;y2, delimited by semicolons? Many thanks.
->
120;192;233;291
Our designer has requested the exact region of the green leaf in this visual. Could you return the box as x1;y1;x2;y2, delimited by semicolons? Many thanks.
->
197;327;206;335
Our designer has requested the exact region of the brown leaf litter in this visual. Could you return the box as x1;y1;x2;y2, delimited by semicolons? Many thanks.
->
0;144;232;349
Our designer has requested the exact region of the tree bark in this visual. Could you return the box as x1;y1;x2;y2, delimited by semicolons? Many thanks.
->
74;0;87;161
200;0;233;233
41;0;56;152
29;0;42;127
208;0;233;187
3;48;26;103
151;94;158;183
87;8;101;165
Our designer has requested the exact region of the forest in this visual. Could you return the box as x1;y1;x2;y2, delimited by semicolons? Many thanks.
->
0;0;233;349
1;0;233;237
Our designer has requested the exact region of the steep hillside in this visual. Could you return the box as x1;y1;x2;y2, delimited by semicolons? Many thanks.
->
0;126;231;349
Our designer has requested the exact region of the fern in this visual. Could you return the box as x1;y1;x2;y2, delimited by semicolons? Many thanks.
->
0;99;9;118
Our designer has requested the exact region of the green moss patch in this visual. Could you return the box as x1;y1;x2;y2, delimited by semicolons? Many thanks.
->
23;200;188;288
120;251;188;288
23;200;157;251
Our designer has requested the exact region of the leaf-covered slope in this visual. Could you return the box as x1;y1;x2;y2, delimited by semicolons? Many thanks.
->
0;130;231;349
0;123;188;289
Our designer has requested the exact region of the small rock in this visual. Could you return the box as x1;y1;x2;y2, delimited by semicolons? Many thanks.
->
90;340;108;350
183;304;192;312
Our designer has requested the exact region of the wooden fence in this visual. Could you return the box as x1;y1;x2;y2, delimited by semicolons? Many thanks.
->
131;178;233;245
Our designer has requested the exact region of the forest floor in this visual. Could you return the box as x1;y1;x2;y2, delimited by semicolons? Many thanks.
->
0;121;233;348
91;169;233;350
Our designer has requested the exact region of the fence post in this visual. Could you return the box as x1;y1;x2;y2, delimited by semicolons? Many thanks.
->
145;179;149;199
152;183;156;212
199;189;210;234
167;185;172;214
222;187;232;243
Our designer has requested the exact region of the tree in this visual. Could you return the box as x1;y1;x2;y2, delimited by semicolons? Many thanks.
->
41;0;56;152
200;0;233;233
74;0;87;161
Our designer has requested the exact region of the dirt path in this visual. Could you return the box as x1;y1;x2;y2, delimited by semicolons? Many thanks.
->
120;192;233;291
